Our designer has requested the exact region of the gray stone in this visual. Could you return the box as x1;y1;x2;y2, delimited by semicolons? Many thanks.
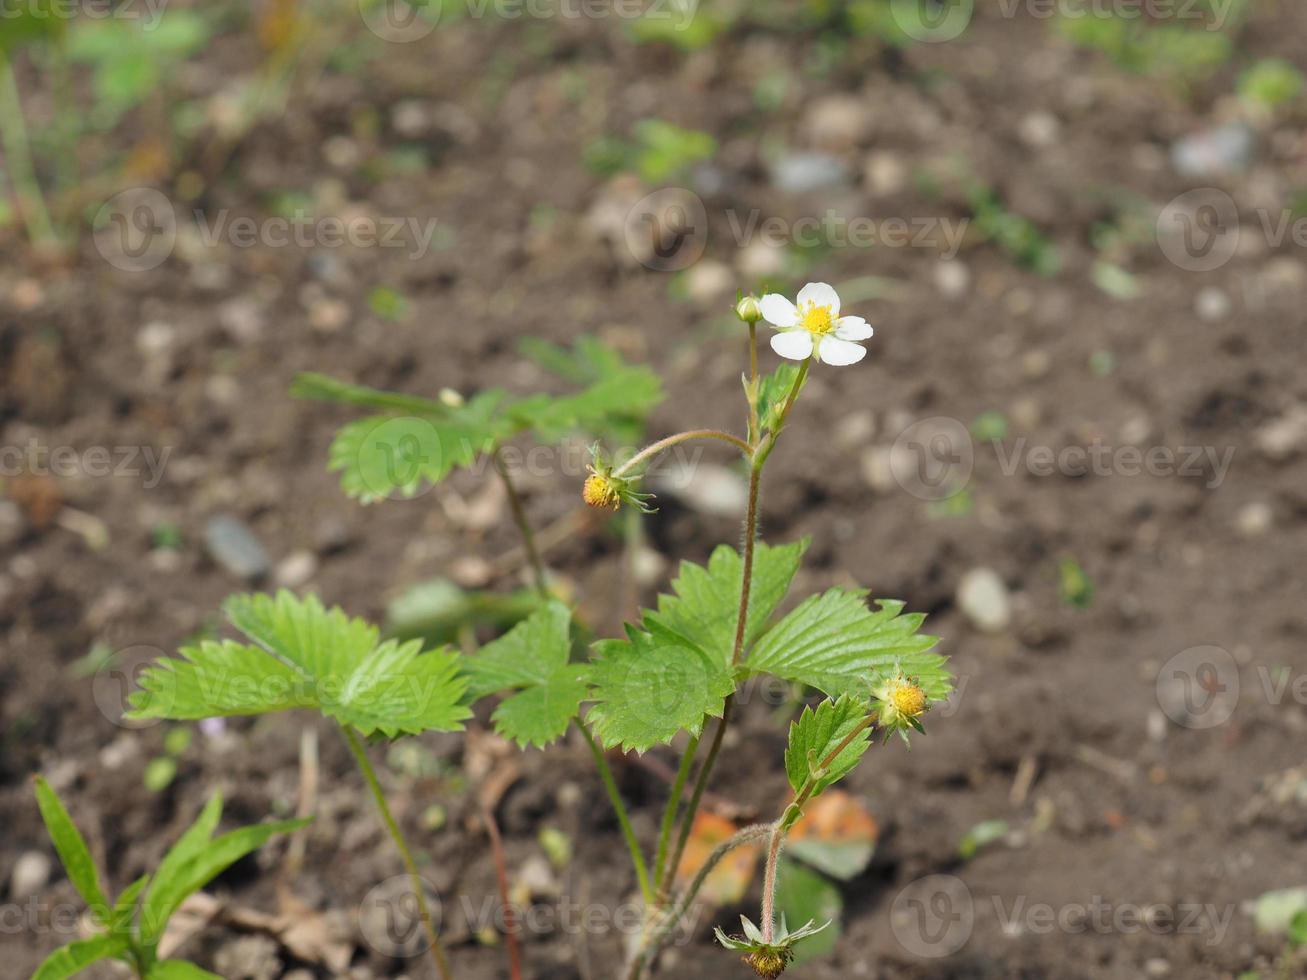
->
1171;122;1255;178
10;851;51;900
957;568;1012;633
770;152;848;194
204;515;270;581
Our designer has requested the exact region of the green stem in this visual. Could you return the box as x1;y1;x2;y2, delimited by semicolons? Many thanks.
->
578;718;654;905
494;448;549;599
754;356;811;470
342;725;452;980
0;50;57;248
612;428;751;479
746;323;760;445
652;732;699;891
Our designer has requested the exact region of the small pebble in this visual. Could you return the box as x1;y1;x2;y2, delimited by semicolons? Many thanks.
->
204;515;271;582
863;152;907;197
1236;501;1273;537
9;851;52;900
1256;407;1307;461
274;550;318;588
770;152;848;194
957;567;1012;633
934;260;971;298
1195;287;1232;322
685;260;734;305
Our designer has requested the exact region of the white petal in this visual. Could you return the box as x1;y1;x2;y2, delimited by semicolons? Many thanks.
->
770;329;814;361
835;316;873;341
758;293;797;328
796;282;840;317
817;337;866;366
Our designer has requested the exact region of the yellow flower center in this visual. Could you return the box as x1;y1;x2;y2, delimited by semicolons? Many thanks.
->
583;472;621;510
799;303;835;336
890;681;927;719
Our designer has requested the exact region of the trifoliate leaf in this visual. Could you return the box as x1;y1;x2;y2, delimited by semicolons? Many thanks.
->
327;392;513;503
461;601;587;748
31;935;130;980
33;777;110;922
745;591;951;702
584;622;734;752
127;591;471;738
509;366;662;444
646;540;807;666
784;695;872;797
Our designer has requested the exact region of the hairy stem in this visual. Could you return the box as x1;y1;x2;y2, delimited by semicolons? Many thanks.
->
758;713;877;941
746;324;760;445
625;823;774;980
578;719;654;905
612;428;751;479
341;726;452;980
494;448;549;599
0;51;57;248
652;732;699;891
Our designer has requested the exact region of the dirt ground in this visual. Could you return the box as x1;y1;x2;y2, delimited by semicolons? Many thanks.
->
5;2;1307;978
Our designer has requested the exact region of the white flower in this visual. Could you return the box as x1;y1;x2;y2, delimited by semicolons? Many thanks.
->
758;282;873;366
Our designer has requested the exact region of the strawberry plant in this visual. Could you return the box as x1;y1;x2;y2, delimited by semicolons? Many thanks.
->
122;284;951;978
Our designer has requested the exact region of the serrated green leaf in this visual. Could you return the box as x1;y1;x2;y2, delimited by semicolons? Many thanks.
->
784;695;872;796
584;622;734;753
291;372;456;415
508;366;662;444
647;540;807;666
745;591;951;703
148;963;224;980
140;817;310;950
328;391;513;502
461;601;587;748
31;934;130;980
33;777;110;923
128;591;471;738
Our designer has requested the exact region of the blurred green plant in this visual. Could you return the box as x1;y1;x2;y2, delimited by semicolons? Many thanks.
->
31;778;306;980
967;182;1061;277
585;119;716;184
1238;58;1304;113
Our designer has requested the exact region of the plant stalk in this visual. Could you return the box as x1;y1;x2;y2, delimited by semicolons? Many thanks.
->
652;732;699;891
578;718;654;905
341;725;452;980
612;428;751;479
0;50;57;249
494;447;549;599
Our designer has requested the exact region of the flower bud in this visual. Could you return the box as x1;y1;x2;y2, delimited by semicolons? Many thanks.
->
736;294;763;324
